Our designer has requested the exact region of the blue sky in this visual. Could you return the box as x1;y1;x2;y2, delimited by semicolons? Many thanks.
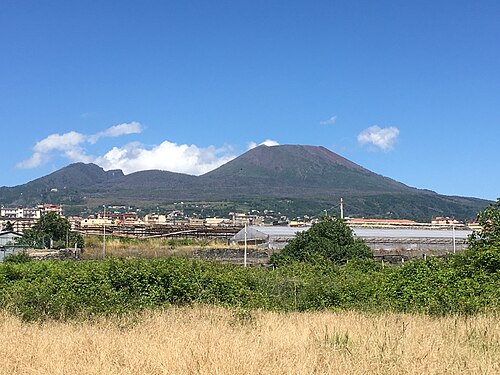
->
1;0;499;200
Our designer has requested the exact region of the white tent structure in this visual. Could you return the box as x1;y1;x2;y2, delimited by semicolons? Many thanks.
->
0;231;22;247
231;225;473;251
231;226;309;249
0;231;23;262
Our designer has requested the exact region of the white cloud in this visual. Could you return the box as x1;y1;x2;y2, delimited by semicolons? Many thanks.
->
261;139;279;147
17;122;143;168
94;141;236;175
247;141;258;150
88;122;143;144
63;148;94;164
16;152;45;169
17;131;88;168
247;139;280;150
33;131;86;153
357;126;400;151
18;122;237;176
320;115;337;125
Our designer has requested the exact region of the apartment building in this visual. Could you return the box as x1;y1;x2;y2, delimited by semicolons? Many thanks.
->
0;204;64;233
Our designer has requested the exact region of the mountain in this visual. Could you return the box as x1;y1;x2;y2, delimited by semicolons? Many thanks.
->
0;163;124;207
0;145;492;221
202;145;413;196
200;145;490;220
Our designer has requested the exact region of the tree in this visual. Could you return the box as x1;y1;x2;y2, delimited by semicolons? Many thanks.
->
271;216;372;266
2;221;14;232
19;212;83;249
468;198;500;248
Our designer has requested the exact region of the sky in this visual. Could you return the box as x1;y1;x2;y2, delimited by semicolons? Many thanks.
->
1;0;499;201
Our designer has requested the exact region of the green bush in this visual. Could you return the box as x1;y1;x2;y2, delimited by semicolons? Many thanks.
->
271;216;372;266
468;198;500;248
0;252;499;321
3;251;32;264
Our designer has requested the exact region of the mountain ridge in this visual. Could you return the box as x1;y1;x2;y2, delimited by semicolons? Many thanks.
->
0;145;491;221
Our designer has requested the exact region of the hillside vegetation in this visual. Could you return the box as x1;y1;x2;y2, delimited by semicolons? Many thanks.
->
0;145;491;220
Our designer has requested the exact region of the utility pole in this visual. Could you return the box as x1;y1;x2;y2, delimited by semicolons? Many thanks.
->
340;198;344;219
244;223;247;267
103;205;106;259
452;224;456;254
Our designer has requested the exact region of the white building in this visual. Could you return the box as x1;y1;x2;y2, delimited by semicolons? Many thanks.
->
0;204;63;219
144;214;168;225
0;205;64;233
0;231;22;247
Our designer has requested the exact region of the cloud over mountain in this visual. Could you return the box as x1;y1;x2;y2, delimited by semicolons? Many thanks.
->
88;122;142;144
94;141;236;175
17;131;90;168
17;122;237;176
18;122;143;169
247;139;280;150
357;126;400;151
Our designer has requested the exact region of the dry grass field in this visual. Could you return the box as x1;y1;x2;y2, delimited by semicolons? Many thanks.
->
1;307;499;374
82;237;233;260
